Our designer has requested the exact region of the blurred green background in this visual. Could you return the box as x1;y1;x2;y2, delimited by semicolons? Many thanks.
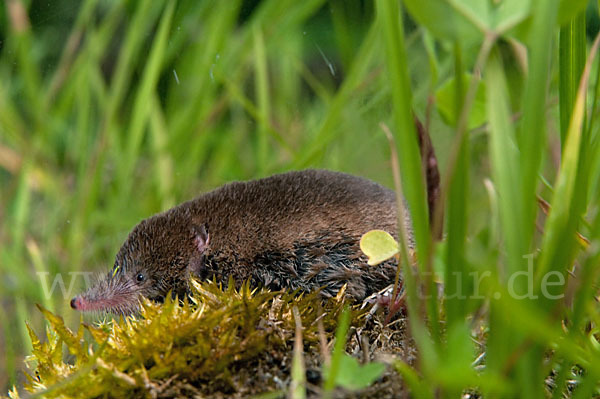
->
2;0;600;395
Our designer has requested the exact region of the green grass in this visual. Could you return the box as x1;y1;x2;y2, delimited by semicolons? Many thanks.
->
2;0;600;397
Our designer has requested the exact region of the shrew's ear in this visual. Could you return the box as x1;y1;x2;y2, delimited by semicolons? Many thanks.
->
192;223;210;253
189;224;210;279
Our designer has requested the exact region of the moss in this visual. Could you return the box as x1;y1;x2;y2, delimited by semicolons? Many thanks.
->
7;280;364;398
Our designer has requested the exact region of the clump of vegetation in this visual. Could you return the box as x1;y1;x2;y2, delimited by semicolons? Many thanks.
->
6;280;366;398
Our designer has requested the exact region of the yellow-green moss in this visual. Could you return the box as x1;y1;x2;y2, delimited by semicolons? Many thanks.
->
7;280;363;398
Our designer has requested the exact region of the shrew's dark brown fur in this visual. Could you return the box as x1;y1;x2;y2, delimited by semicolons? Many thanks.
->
71;170;411;315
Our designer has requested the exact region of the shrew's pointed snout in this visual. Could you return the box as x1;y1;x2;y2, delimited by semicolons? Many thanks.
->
69;280;141;315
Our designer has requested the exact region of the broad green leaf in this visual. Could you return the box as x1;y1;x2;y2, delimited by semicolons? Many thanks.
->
504;0;586;42
436;74;486;129
403;0;533;44
493;0;532;32
403;0;480;43
403;0;584;43
359;230;399;266
333;354;386;390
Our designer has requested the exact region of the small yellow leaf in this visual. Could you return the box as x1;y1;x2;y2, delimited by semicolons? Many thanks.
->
359;230;399;266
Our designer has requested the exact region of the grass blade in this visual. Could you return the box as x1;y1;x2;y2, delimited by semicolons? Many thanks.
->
376;0;438;362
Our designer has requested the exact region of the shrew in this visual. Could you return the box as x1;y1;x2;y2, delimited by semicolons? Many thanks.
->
70;170;411;315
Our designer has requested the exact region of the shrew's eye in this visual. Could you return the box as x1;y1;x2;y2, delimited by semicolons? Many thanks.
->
136;273;145;283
